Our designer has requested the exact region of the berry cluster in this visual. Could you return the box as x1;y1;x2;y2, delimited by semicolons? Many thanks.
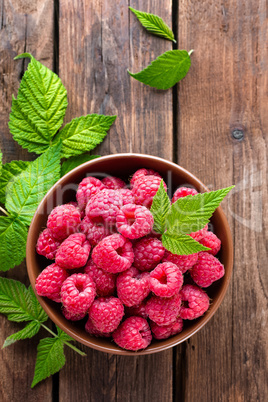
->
35;170;224;351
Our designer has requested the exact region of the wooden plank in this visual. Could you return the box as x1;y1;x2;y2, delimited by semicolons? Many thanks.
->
174;0;268;401
58;1;174;401
0;0;54;399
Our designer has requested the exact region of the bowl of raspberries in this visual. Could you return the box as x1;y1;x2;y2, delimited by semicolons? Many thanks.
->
26;153;233;355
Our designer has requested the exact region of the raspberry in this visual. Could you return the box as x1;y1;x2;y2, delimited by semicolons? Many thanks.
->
124;300;148;319
190;223;208;242
150;317;183;339
55;233;91;269
85;259;116;296
113;317;152;351
85;316;112;338
132;175;167;208
92;234;134;273
116;204;154;239
198;231;221;256
85;189;123;225
47;204;81;241
180;284;210;319
133;237;165;272
61;273;96;315
119;189;135;205
88;296;124;333
102;176;126;189
79;216;110;246
190;252;225;287
130;169;161;188
36;228;61;260
162;250;198;274
172;186;198;203
76;176;104;210
35;263;69;302
149;262;183;297
145;294;181;326
116;267;150;307
62;307;87;321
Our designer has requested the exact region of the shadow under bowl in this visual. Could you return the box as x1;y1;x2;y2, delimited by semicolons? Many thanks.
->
26;153;233;355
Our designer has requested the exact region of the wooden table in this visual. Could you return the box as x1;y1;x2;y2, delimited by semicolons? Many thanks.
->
0;1;267;401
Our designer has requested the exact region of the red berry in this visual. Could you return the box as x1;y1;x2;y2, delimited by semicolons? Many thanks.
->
162;250;198;274
180;284;210;319
84;259;116;296
85;188;123;225
190;252;225;287
55;233;91;269
198;231;221;256
85;316;112;338
149;262;183;297
150;317;183;339
133;236;165;272
190;223;208;242
89;296;124;333
119;188;135;205
36;228;61;260
92;234;134;273
76;176;104;210
62;307;87;321
61;273;96;315
145;294;181;326
113;316;152;351
116;204;154;239
130;169;161;188
35;263;69;303
124;300;148;319
79;215;110;246
102;176;126;190
172;186;198;203
47;204;81;241
132;175;167;208
116;267;150;307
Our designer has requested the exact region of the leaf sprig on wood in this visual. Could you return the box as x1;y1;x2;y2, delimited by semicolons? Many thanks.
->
0;54;115;272
128;8;193;89
0;277;86;388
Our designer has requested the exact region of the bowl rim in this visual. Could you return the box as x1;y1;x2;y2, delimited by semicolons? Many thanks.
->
26;153;233;355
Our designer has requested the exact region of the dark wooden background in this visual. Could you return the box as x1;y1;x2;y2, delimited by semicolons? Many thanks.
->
0;0;267;401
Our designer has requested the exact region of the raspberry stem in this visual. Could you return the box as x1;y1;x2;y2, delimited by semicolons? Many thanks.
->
41;324;86;356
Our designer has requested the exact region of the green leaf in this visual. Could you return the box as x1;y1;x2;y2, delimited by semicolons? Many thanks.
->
129;7;176;42
0;216;28;271
128;50;191;90
5;142;61;225
53;114;116;158
0;277;47;322
31;337;66;388
3;321;41;348
56;326;74;342
150;180;171;234
166;186;235;236
9;53;68;154
28;286;48;323
0;160;29;204
162;233;210;255
61;154;100;177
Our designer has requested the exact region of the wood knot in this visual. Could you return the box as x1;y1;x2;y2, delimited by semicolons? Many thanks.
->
232;129;244;141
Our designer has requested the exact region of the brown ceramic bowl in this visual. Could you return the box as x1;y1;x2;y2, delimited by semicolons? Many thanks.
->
26;153;233;355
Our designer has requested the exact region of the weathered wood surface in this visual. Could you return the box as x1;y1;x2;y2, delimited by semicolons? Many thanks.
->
0;0;54;400
0;0;267;401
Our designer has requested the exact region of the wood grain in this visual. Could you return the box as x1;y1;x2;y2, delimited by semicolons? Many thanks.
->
0;0;54;399
174;0;268;401
58;1;173;401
